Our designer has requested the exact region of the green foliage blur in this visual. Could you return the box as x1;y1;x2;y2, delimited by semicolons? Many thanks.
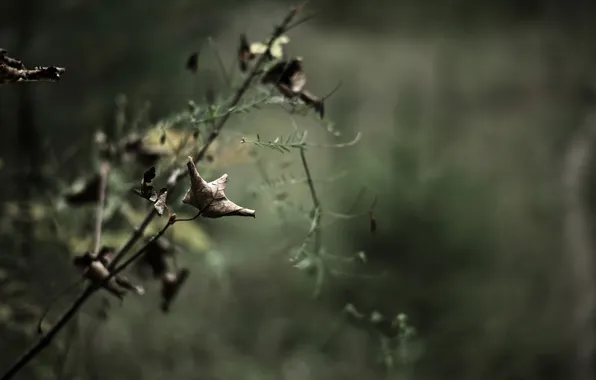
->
2;1;595;380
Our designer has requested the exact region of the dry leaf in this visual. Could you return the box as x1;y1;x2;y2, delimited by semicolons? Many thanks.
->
73;252;144;300
261;57;305;92
97;245;115;266
152;188;168;216
262;57;324;118
136;237;174;280
299;90;325;118
133;168;169;216
0;49;65;84
160;268;190;313
238;34;254;72
249;34;290;59
182;156;256;218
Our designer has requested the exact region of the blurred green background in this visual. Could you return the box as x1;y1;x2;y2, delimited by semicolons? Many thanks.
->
2;1;596;379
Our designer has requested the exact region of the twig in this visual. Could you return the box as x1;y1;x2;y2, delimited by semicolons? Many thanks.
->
0;6;303;379
0;49;65;84
299;147;324;298
1;215;178;380
93;162;110;254
300;148;320;210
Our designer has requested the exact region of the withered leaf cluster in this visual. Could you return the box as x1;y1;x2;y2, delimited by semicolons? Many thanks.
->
183;156;256;218
261;57;324;118
72;246;144;301
237;35;325;118
133;166;169;216
0;49;65;84
134;237;190;313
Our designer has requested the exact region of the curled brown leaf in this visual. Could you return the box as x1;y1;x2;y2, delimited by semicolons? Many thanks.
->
182;156;256;218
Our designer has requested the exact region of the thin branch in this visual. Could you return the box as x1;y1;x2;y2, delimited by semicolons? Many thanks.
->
93;162;110;254
299;147;324;298
0;49;65;84
0;6;304;379
300;148;320;210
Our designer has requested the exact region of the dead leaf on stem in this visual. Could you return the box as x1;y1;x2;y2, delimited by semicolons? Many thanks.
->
72;252;144;300
133;166;169;216
182;156;256;218
261;57;325;118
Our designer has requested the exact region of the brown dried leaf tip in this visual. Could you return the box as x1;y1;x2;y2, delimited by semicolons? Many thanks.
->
73;251;144;301
183;156;256;218
0;49;65;84
133;166;169;216
262;57;324;118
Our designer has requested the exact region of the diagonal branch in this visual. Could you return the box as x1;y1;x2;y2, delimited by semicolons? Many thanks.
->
109;2;302;268
0;5;304;380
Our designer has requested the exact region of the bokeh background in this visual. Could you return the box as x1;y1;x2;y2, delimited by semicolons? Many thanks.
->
2;1;596;379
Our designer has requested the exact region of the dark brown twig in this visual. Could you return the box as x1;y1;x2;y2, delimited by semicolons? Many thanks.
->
0;49;65;84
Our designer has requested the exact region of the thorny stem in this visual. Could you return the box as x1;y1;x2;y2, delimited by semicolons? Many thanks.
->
0;5;303;380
